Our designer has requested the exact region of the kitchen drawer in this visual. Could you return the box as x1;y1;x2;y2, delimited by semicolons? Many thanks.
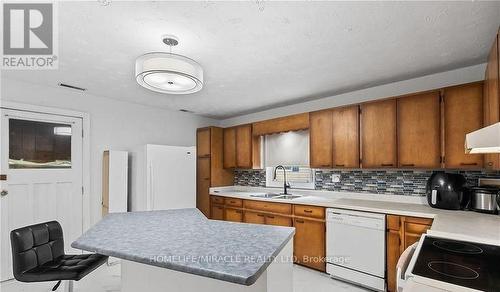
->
225;198;243;207
387;215;400;231
294;205;325;219
265;214;292;227
405;217;433;226
211;196;225;205
243;200;292;215
225;208;243;222
244;211;266;224
405;222;431;234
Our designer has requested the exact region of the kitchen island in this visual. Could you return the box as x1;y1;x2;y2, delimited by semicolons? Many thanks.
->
72;208;294;292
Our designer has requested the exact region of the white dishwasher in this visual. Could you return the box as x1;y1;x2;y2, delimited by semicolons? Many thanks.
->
326;208;386;291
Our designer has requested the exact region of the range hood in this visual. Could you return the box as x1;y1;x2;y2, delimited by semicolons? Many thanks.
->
465;123;500;153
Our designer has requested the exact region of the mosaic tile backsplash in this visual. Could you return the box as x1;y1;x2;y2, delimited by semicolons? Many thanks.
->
234;169;500;196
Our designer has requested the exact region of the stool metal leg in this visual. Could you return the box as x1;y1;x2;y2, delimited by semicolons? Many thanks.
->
63;280;74;292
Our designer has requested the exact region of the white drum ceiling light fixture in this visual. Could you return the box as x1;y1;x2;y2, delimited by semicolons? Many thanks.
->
135;35;203;94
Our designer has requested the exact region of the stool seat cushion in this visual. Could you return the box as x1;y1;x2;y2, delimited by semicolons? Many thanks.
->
10;221;108;283
20;253;108;282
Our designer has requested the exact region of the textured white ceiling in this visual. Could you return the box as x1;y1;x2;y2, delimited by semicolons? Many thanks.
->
3;1;500;119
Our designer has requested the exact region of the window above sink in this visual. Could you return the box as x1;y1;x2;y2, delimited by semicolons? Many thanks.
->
262;130;315;190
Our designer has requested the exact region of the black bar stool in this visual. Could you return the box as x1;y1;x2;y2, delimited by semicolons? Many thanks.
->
10;221;108;291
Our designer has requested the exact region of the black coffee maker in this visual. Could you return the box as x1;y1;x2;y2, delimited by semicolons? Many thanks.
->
426;171;469;210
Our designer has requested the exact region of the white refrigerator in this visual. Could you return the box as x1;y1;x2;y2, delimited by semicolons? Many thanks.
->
132;144;196;211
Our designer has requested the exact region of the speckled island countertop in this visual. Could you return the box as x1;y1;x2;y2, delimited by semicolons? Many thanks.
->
71;208;294;285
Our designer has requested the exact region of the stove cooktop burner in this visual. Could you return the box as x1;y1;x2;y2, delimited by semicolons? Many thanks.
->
412;236;500;291
427;261;480;280
432;239;484;255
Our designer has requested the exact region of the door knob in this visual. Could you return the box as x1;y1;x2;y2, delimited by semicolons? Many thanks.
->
1;190;8;197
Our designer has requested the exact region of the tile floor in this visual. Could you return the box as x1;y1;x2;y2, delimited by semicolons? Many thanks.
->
1;263;369;292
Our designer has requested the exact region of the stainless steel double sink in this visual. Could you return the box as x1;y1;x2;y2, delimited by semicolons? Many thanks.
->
249;193;302;200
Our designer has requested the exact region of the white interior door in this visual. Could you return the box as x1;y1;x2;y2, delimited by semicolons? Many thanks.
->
0;108;83;281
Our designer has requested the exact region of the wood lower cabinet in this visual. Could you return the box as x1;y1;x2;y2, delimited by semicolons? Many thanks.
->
443;83;484;169
265;214;292;227
225;208;243;222
211;204;224;221
244;210;266;224
397;91;441;168
196;157;211;217
211;196;325;272
360;99;397;168
293;217;326;272
386;215;433;292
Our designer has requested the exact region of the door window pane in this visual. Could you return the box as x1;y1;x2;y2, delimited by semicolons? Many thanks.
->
9;119;72;169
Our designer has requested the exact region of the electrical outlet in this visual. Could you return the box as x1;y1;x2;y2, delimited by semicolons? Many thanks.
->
331;174;341;183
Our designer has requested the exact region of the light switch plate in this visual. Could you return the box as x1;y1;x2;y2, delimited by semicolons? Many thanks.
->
331;174;341;183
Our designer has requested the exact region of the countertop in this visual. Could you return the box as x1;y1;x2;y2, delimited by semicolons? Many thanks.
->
210;186;500;245
71;208;294;285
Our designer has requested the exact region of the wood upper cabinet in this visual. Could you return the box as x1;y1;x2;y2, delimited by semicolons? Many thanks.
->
397;92;441;168
484;32;500;169
386;215;433;292
236;125;253;168
293;217;325;272
221;124;262;169
443;83;484;169
197;128;211;157
360;99;397;168
332;105;360;168
223;127;236;168
309;110;333;168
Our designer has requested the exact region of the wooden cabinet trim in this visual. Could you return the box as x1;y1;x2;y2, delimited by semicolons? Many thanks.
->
252;113;310;136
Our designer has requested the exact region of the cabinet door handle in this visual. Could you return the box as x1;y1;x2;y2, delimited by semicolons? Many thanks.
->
381;163;394;167
266;215;275;219
335;164;345;167
257;214;264;217
303;210;313;213
460;163;478;166
295;219;304;224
